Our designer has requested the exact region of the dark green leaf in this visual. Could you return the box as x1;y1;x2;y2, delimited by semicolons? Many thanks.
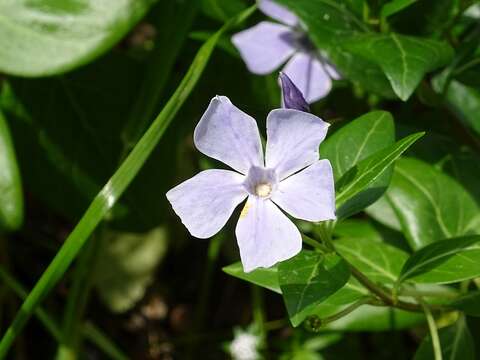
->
276;0;395;97
436;79;480;135
222;262;281;294
322;111;395;217
0;0;156;76
450;291;480;317
333;219;383;243
322;111;395;180
279;251;350;326
0;109;23;232
385;158;480;249
342;33;454;100
381;0;418;18
335;132;424;218
398;235;480;284
414;317;475;360
336;237;408;284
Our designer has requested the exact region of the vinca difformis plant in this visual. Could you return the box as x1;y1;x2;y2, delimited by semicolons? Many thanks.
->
0;0;479;359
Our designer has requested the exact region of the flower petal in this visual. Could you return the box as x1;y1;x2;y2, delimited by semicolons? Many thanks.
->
194;96;264;174
282;52;332;103
258;0;298;26
265;108;329;180
166;169;247;238
232;21;296;75
271;160;336;221
236;196;302;272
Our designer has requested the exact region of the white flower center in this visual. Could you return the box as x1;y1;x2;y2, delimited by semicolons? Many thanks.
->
255;183;272;198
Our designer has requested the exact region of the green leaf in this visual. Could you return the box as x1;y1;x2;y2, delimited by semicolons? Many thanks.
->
0;0;156;76
335;132;424;218
276;0;395;97
398;235;480;284
381;0;418;18
0;7;256;356
414;317;475;360
450;291;480;317
323;305;424;332
222;262;281;294
342;33;454;100
0;110;23;232
436;79;480;135
336;237;408;284
321;111;395;180
333;219;383;243
279;251;350;326
94;227;168;313
385;158;480;249
321;111;395;217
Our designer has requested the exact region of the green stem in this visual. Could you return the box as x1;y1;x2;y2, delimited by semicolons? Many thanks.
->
82;323;128;360
421;301;443;360
0;7;256;357
301;234;331;253
251;285;266;339
318;297;372;326
56;233;100;360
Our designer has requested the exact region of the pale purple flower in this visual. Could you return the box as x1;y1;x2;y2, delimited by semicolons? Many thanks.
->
232;0;340;104
166;96;335;272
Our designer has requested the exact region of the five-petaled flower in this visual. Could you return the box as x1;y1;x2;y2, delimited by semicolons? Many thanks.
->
166;96;335;272
232;0;340;104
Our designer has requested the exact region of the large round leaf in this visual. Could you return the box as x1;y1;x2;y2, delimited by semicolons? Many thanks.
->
0;0;156;76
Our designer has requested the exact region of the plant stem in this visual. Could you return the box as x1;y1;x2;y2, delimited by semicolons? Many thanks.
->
301;234;331;253
56;232;100;360
320;297;372;326
421;301;443;360
251;285;266;339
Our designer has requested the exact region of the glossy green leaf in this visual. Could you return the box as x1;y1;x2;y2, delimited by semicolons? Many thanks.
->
385;158;480;249
322;111;395;218
450;291;480;317
0;0;156;77
276;0;395;97
279;251;350;326
94;227;168;313
335;132;424;218
333;219;383;243
222;262;281;294
365;196;402;231
398;235;480;284
336;237;408;284
0;7;256;356
0;110;23;232
322;111;395;180
342;33;454;100
323;305;424;332
414;317;475;360
381;0;418;18
437;79;480;135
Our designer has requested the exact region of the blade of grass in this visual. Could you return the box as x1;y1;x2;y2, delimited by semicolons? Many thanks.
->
0;266;128;360
0;6;256;357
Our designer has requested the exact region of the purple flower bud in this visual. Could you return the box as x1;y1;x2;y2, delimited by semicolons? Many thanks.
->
279;72;310;112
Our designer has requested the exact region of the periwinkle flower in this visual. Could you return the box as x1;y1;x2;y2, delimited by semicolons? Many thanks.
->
279;72;310;112
166;96;335;272
232;0;340;104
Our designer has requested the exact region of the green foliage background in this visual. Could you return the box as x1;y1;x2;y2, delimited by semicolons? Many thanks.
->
0;0;479;359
